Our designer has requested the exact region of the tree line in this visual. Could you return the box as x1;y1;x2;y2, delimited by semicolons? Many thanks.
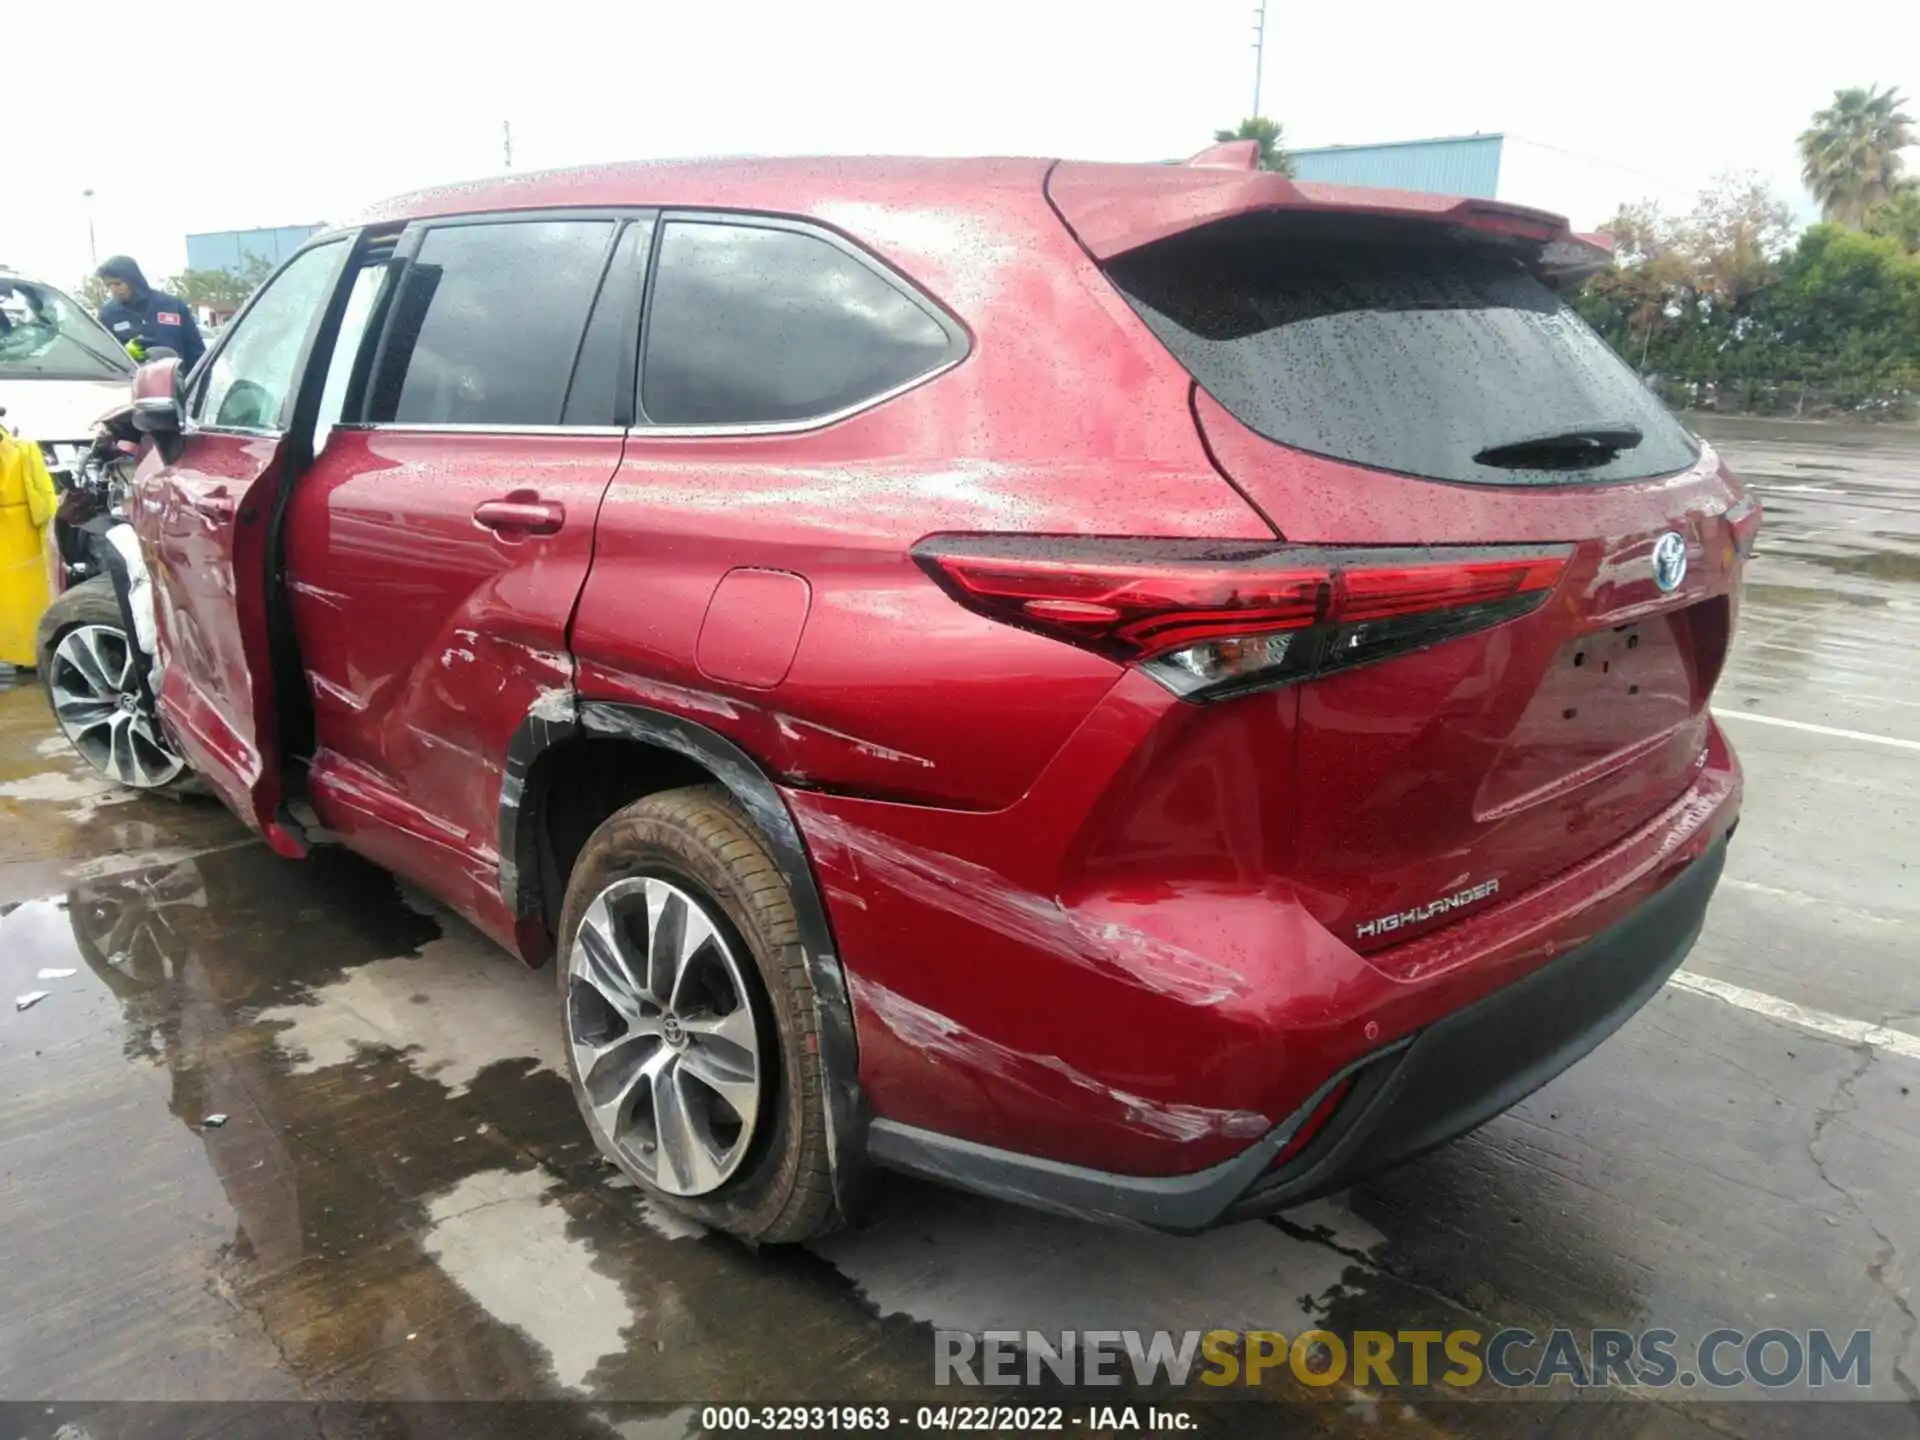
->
1577;86;1918;415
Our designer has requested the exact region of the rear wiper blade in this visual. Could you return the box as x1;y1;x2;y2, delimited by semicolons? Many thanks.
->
1475;422;1644;470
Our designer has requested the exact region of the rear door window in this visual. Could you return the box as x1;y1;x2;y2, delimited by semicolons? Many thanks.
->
640;218;956;426
1106;219;1700;486
369;219;616;426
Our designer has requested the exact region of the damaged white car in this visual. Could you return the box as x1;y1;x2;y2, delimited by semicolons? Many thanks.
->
0;267;135;479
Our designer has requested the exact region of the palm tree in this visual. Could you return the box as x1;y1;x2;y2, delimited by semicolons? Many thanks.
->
1798;85;1915;227
1213;117;1295;175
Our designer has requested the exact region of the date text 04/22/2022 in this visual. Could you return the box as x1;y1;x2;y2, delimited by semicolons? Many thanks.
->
697;1405;1195;1431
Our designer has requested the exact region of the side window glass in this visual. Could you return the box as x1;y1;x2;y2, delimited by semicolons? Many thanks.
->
371;220;614;427
562;219;653;426
316;258;396;437
194;241;346;431
641;221;953;426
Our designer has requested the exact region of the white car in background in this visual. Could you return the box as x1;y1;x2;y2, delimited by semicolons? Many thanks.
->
0;268;135;478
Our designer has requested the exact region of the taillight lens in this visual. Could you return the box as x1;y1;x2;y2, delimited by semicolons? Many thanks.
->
1264;1076;1355;1174
1725;492;1762;560
915;536;1569;702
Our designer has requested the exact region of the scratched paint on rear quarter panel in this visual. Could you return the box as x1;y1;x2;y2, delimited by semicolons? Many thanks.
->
571;167;1268;812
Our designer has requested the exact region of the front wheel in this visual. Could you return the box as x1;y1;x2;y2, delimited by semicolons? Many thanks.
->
35;579;192;793
555;785;838;1243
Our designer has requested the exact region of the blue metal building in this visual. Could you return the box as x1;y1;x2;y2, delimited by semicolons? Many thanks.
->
1288;134;1504;199
184;224;326;275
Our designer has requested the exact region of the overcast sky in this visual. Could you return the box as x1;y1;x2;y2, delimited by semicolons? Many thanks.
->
6;0;1916;287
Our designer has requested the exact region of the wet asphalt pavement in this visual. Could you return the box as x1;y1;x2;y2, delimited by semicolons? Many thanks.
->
0;415;1915;1437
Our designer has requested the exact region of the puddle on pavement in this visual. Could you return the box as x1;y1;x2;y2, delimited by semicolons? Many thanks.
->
1740;581;1892;612
0;765;144;822
255;928;564;1093
7;797;1892;1418
1795;546;1920;585
0;841;1434;1422
424;1166;636;1392
0;689;258;903
814;1187;1380;1338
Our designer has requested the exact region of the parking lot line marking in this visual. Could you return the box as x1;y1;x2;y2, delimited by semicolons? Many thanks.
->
1713;709;1920;753
1668;970;1920;1062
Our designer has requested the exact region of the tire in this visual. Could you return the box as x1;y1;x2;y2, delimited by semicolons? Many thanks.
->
555;784;837;1243
35;578;197;796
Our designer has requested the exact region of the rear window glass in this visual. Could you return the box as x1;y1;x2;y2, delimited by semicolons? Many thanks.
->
1107;220;1699;486
641;220;954;426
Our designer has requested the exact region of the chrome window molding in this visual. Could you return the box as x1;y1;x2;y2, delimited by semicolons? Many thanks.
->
327;423;628;438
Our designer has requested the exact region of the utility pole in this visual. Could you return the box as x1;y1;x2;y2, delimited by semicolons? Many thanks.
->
503;120;513;170
1250;1;1267;118
82;188;97;268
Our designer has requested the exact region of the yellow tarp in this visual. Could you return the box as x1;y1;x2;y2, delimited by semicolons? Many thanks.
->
0;431;58;667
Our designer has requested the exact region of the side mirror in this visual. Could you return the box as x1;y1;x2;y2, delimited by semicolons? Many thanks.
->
130;358;185;463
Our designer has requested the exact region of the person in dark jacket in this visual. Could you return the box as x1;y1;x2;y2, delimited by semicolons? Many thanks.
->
94;256;205;368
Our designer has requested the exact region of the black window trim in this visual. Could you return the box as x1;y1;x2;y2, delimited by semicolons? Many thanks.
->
563;215;655;429
340;207;654;438
633;209;970;437
321;232;406;430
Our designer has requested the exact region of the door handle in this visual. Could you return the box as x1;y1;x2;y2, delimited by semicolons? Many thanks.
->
474;492;564;536
198;485;235;521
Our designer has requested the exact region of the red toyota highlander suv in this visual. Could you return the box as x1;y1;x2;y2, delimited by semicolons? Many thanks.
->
39;145;1754;1242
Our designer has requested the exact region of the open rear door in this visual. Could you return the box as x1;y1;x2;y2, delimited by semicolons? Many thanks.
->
132;234;364;855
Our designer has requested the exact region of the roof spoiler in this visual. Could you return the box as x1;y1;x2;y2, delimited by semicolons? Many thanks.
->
1049;162;1598;276
1184;139;1262;170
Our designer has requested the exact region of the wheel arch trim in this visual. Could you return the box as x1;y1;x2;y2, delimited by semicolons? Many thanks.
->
497;695;872;1216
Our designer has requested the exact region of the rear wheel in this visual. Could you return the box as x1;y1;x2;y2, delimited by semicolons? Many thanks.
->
35;580;192;794
555;785;837;1243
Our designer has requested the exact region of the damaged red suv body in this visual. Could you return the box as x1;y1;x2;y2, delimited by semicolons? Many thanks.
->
101;147;1748;1238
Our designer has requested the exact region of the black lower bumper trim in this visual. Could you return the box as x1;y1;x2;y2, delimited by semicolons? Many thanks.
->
867;834;1728;1232
1228;834;1727;1219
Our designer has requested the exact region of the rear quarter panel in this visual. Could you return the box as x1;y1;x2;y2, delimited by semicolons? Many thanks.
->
572;179;1269;810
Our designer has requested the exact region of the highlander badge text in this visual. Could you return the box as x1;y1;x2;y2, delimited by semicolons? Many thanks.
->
1357;879;1499;940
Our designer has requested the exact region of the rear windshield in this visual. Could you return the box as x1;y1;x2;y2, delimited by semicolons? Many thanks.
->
1106;219;1699;487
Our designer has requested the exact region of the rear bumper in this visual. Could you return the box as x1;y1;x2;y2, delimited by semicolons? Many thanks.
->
867;832;1727;1231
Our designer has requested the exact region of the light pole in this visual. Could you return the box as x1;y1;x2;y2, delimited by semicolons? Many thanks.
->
82;188;97;268
1250;1;1267;119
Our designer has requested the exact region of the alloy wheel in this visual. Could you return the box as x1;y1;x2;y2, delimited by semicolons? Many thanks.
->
46;624;187;790
566;875;764;1197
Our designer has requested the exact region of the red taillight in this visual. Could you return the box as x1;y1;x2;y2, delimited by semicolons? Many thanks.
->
916;536;1569;701
1334;556;1566;623
1726;493;1762;560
